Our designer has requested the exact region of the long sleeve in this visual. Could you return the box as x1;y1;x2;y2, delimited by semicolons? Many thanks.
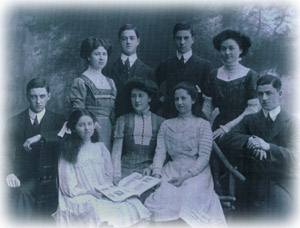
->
100;143;114;183
152;122;167;176
186;120;213;176
220;116;252;152
111;116;125;178
69;78;87;109
58;158;88;197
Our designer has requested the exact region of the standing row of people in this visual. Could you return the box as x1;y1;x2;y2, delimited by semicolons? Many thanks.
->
6;21;294;227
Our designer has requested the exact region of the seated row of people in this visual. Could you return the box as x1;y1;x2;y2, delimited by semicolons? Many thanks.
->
6;73;293;226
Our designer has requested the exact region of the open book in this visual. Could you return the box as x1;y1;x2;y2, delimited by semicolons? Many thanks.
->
95;172;161;202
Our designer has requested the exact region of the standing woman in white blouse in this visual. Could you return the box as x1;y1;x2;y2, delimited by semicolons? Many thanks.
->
70;37;117;150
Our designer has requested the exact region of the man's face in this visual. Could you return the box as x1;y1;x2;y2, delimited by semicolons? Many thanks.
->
27;87;50;113
174;30;194;54
120;29;140;56
257;84;282;111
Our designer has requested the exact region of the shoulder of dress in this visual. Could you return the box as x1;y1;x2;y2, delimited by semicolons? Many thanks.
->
73;77;86;85
195;117;211;127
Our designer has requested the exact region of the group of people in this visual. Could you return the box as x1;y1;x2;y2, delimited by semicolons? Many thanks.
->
5;21;294;227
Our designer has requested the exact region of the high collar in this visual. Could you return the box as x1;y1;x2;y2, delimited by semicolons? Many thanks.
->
134;107;151;116
28;108;46;124
176;50;192;63
121;53;138;67
262;106;281;121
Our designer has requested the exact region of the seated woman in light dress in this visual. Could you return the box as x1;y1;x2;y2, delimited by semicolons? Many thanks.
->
112;78;164;184
144;82;226;227
53;109;150;227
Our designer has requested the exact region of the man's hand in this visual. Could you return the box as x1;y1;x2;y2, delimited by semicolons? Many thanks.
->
247;136;270;151
23;134;42;152
6;173;21;188
251;148;267;161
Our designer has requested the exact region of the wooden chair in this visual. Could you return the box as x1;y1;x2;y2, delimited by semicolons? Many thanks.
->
212;142;246;215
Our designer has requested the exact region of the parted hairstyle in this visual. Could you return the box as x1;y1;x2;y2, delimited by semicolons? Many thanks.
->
213;29;251;57
80;37;112;61
173;81;205;118
257;74;282;91
118;24;140;39
173;22;194;38
26;77;50;95
61;109;99;163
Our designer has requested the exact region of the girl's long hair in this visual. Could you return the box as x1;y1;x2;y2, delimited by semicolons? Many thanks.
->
61;109;99;163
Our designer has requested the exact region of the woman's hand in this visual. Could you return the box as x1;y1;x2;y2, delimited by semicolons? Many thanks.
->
168;176;186;187
213;128;226;140
152;174;162;179
113;176;121;186
142;167;152;176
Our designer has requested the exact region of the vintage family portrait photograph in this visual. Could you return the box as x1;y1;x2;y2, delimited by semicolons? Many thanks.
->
0;0;298;227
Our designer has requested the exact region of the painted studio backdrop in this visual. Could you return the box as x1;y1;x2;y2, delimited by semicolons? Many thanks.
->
6;5;296;117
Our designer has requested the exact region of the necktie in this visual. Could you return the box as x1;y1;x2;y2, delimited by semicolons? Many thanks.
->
266;112;273;125
179;55;185;65
33;115;39;126
125;58;130;71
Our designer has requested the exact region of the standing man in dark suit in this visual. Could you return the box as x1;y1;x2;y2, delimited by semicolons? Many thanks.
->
156;22;212;118
6;78;64;220
220;74;294;217
107;24;154;117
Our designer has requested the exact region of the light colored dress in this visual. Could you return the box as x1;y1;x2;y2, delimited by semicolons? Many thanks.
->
53;142;150;227
144;117;226;226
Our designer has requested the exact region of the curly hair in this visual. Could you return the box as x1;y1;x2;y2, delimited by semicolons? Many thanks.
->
213;29;251;57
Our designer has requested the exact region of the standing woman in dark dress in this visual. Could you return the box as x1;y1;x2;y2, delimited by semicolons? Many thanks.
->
205;30;260;195
206;30;259;140
69;37;117;150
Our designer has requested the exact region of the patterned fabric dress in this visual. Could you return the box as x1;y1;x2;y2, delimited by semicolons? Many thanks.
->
144;117;226;226
69;75;117;150
113;112;164;178
53;142;150;227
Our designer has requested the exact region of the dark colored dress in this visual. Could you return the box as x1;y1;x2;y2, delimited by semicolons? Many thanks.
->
70;75;117;150
207;69;258;130
113;112;164;178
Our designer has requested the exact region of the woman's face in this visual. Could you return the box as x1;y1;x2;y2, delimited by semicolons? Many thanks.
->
219;38;242;65
88;46;108;70
174;88;195;116
75;115;95;141
131;88;151;114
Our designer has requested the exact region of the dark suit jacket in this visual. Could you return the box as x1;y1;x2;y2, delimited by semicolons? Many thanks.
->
155;54;212;117
7;109;65;182
107;58;154;117
220;110;294;195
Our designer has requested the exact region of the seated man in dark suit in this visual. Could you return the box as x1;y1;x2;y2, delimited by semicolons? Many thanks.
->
107;23;154;117
220;74;294;218
6;78;64;220
156;22;212;118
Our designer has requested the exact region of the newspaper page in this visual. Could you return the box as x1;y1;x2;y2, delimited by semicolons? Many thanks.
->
96;172;161;202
